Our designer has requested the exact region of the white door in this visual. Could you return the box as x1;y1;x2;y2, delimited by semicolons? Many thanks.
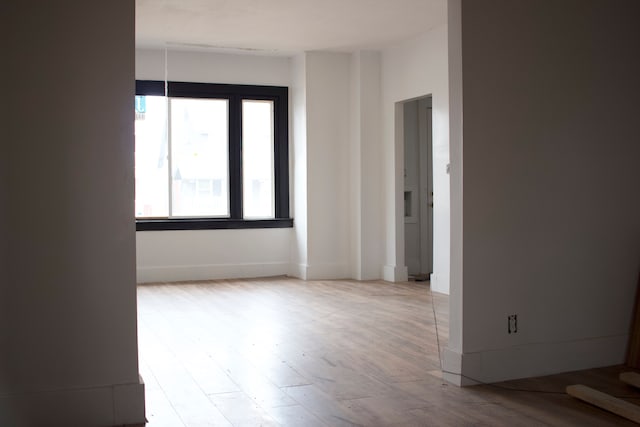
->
417;99;433;276
404;97;433;278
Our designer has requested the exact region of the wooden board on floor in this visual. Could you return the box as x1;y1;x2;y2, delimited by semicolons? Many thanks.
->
620;372;640;390
566;384;640;424
626;274;640;368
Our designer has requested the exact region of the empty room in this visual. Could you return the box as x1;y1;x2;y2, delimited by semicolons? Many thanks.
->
2;0;640;426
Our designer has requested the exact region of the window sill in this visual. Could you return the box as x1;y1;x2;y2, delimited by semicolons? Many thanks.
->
136;218;294;231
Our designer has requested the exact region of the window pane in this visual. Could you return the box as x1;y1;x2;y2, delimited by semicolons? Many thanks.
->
170;98;229;217
135;95;169;217
242;100;274;219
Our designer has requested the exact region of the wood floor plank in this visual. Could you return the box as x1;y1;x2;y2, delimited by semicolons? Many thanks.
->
207;392;279;427
138;358;187;427
138;277;640;426
282;384;365;427
263;404;328;427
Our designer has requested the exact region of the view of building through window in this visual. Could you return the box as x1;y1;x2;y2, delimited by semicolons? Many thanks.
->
171;98;229;217
135;95;275;219
242;100;275;219
135;95;168;217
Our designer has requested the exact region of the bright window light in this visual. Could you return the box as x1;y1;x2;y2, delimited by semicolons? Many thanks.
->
242;100;274;219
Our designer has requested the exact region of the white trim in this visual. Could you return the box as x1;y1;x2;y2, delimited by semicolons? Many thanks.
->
0;380;144;427
445;335;627;386
288;263;309;280
288;263;350;281
430;273;450;295
137;262;289;283
383;264;409;282
305;263;350;280
442;348;467;386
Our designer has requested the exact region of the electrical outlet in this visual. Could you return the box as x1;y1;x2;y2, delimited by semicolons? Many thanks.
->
508;314;518;334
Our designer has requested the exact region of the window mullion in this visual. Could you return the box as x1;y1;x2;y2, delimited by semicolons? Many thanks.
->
228;95;242;219
167;96;174;217
274;94;289;218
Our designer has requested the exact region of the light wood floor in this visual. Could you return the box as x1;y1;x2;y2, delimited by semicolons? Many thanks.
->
137;277;640;426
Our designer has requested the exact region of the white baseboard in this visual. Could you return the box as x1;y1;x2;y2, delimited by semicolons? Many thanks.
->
442;334;627;386
442;348;480;386
442;348;465;386
430;273;450;295
305;263;350;280
383;264;408;282
137;262;290;283
0;379;144;427
289;263;308;280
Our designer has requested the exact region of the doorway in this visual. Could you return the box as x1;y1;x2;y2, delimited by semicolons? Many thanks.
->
403;96;433;280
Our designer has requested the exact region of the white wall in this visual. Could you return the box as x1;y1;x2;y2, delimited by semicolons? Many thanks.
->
135;48;362;283
135;32;450;286
1;2;145;425
444;0;464;377
292;50;382;282
450;0;640;384
136;48;291;86
302;52;352;279
137;229;292;282
381;24;451;292
135;48;293;282
0;53;8;401
350;51;384;280
289;54;309;278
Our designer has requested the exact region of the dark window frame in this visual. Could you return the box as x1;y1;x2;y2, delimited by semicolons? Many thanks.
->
135;80;292;231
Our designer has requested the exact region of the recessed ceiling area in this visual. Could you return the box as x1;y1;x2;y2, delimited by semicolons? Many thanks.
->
136;0;446;54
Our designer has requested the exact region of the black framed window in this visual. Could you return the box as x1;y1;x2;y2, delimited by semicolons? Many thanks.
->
134;80;291;231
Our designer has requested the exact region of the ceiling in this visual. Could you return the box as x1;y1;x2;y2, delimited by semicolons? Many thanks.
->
136;0;446;55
